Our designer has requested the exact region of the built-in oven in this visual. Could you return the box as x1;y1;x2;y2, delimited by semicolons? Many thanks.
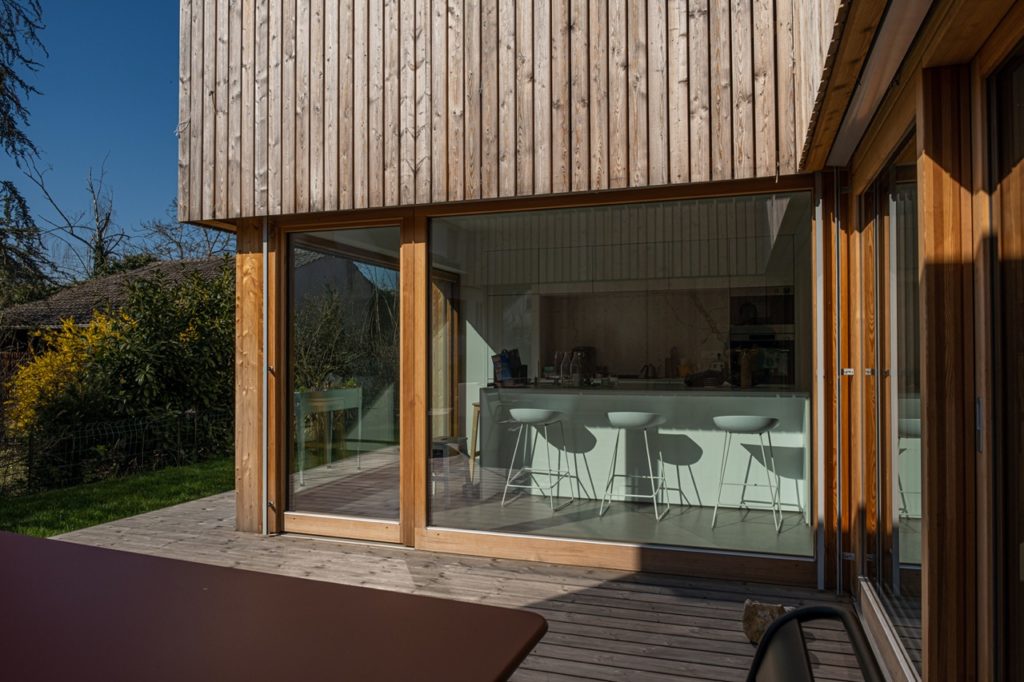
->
728;288;796;388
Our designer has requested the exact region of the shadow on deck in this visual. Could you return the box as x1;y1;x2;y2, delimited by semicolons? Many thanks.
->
58;493;864;681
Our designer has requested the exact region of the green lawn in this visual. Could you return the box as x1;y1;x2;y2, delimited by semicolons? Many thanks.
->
0;457;234;538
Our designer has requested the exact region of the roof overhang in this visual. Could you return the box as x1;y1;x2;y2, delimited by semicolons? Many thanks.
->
804;0;1020;174
801;0;933;172
192;219;239;233
824;0;933;168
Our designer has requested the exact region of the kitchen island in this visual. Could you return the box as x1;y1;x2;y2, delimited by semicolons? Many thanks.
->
478;383;810;522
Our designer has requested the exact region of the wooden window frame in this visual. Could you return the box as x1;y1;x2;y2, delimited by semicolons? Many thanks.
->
973;11;1024;681
263;174;833;586
839;6;1024;679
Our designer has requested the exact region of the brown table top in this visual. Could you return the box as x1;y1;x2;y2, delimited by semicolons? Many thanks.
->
0;531;547;682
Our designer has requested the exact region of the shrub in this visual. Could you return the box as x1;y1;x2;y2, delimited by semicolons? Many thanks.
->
3;258;235;488
4;315;120;437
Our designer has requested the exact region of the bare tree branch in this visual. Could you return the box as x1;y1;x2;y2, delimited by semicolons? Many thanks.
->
21;156;131;279
139;199;233;261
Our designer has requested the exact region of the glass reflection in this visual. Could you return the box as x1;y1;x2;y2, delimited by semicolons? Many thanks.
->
427;193;815;556
287;227;400;520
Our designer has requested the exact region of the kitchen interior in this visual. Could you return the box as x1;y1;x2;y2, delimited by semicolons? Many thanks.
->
428;192;817;557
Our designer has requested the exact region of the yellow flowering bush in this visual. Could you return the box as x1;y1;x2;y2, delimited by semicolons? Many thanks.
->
4;315;120;437
2;260;235;488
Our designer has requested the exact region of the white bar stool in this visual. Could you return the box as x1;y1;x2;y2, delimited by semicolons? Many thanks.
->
711;415;782;533
501;408;574;512
600;412;669;521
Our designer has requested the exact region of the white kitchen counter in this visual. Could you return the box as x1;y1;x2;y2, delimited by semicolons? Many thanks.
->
479;385;811;520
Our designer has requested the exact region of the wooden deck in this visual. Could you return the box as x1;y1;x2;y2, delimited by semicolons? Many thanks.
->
58;493;865;681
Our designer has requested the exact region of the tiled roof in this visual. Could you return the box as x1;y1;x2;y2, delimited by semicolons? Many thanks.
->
0;257;231;329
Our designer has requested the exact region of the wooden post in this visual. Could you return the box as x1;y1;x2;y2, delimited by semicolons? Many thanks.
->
235;220;264;533
401;215;428;545
917;64;976;682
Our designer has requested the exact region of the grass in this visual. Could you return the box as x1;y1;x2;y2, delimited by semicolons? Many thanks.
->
0;457;234;538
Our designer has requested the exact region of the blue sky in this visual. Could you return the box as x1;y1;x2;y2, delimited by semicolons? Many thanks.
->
0;1;181;251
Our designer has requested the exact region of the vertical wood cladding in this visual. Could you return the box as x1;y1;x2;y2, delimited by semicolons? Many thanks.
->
178;0;837;221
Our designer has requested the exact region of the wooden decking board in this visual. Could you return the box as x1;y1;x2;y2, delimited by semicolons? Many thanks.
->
518;655;700;682
540;629;752;668
530;642;745;681
58;493;864;681
511;668;589;682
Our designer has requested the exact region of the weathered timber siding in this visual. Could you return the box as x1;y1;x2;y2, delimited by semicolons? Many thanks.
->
178;0;838;222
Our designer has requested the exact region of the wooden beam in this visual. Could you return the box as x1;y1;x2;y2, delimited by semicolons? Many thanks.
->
267;220;283;534
415;528;818;586
402;215;428;544
283;513;400;542
917;64;976;682
235;220;263;533
178;0;192;222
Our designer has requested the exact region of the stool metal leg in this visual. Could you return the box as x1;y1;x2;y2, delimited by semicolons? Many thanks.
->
558;421;576;504
768;431;787;529
501;418;574;512
711;432;732;529
501;422;526;507
544;424;555;511
897;444;910;519
529;426;549;501
738;448;754;514
548;422;573;512
687;466;701;506
599;428;622;517
644;428;669;521
760;432;782;533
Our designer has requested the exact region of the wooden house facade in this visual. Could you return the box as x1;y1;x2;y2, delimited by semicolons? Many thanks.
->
179;1;1024;679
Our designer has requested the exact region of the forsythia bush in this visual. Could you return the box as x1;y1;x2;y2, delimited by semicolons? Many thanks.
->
3;258;235;450
4;315;120;437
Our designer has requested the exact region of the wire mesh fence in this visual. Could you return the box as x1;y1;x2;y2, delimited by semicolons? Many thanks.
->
0;409;232;496
0;350;28;428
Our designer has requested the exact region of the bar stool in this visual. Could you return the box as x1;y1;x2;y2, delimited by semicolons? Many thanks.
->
600;412;669;521
711;415;782;533
501;408;574;512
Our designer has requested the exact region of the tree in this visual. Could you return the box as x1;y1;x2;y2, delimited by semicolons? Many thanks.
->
23;159;131;279
140;200;233;261
0;0;48;304
0;0;43;163
0;178;48;306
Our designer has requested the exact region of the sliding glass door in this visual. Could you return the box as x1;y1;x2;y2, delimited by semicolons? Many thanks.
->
284;226;401;535
860;138;922;672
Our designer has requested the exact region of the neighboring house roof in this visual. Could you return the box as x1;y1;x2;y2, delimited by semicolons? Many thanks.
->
0;258;230;330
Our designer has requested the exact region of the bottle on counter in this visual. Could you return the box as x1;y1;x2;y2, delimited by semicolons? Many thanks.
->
560;351;571;383
570;352;583;387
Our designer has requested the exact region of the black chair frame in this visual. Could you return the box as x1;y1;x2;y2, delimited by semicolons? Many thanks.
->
746;605;885;682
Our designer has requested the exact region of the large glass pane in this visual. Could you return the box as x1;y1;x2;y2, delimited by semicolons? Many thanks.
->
875;140;921;672
287;227;400;520
428;193;814;556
